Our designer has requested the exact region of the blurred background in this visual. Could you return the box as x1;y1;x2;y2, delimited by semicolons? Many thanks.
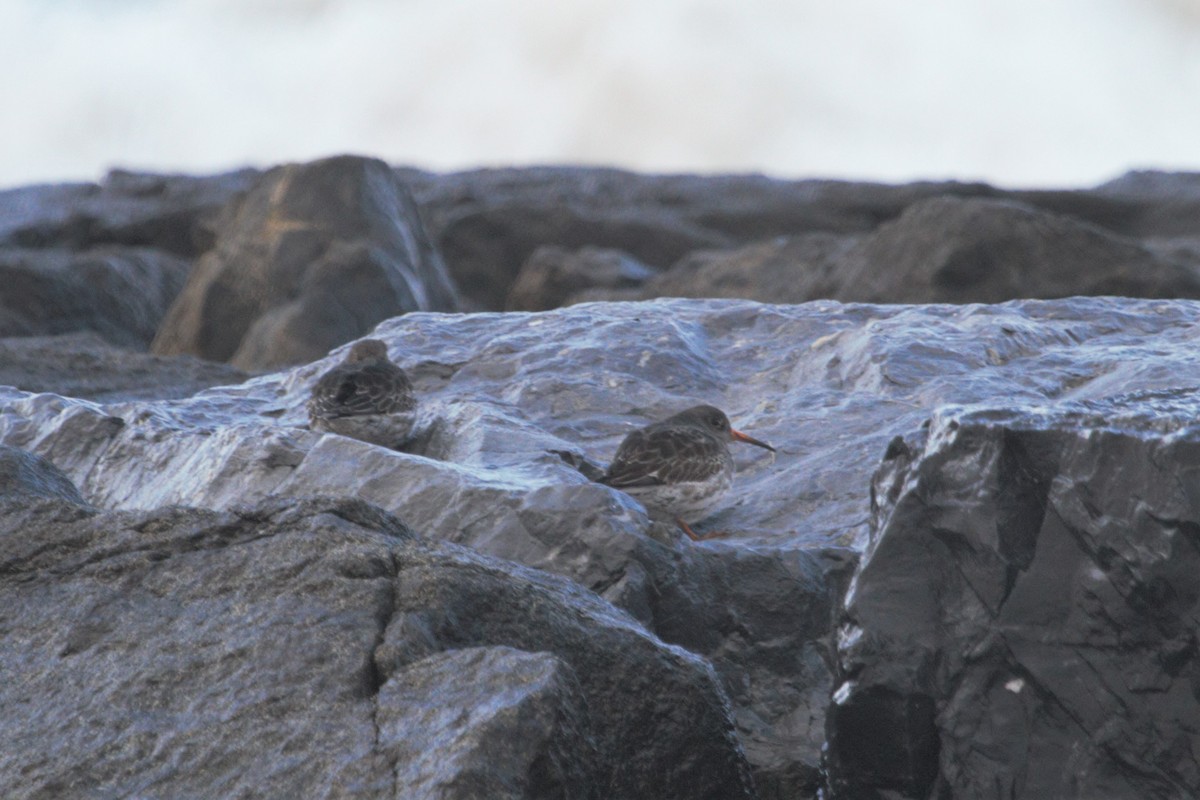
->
3;0;1200;189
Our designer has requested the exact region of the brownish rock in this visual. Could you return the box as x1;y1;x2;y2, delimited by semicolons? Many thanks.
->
505;245;656;311
830;196;1200;304
152;155;458;371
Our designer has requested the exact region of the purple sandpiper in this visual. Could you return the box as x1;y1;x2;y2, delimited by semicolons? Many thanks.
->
307;339;417;448
600;404;775;541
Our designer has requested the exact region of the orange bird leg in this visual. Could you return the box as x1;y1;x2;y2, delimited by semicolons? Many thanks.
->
675;518;730;542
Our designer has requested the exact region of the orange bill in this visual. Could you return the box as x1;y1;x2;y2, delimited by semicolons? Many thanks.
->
731;428;776;452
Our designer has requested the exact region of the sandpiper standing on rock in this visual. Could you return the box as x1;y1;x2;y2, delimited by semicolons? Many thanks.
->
600;404;775;541
307;339;417;449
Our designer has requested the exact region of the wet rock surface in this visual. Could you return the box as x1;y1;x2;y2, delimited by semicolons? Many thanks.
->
5;163;1200;798
6;295;1200;797
828;400;1200;799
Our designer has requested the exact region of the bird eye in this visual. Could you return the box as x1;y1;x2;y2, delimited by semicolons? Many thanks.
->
711;416;723;428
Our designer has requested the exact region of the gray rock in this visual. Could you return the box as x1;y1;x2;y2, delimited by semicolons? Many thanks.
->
0;168;259;257
0;496;753;799
590;233;860;305
10;295;1200;796
152;155;459;370
0;246;191;347
402;166;1200;311
0;332;249;402
380;646;600;800
830;196;1200;304
827;399;1200;798
0;444;88;506
506;245;657;311
401;166;1014;310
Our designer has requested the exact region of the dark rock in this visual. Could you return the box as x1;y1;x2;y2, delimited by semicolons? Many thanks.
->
11;290;1200;797
0;168;259;257
0;332;249;402
152;155;459;370
830;196;1200;304
380;646;600;799
506;245;656;311
828;398;1200;798
0;495;753;799
1089;170;1200;238
402;166;1009;309
381;542;757;799
0;444;88;506
0;246;191;347
600;233;860;304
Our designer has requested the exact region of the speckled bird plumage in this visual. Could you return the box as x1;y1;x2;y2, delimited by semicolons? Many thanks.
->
307;339;416;448
600;405;774;539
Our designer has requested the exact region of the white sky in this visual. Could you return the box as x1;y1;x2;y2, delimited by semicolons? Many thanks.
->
3;0;1200;189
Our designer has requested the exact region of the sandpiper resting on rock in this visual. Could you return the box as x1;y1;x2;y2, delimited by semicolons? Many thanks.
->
600;404;775;541
307;339;416;448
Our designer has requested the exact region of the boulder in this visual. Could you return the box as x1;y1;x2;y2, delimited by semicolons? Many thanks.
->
596;232;860;304
0;494;753;799
151;155;459;371
827;400;1200;798
830;196;1200;304
403;166;1200;311
0;444;88;506
0;168;259;257
0;246;191;347
402;166;1012;309
0;332;249;402
10;295;1200;797
505;245;657;311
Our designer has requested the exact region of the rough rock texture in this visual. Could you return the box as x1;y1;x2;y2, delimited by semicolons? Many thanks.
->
0;246;191;347
152;155;459;370
0;333;249;402
8;163;1200;798
0;444;89;505
0;494;753;799
9;296;1200;797
828;400;1200;799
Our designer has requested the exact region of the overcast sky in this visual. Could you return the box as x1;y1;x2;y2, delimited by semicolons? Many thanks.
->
3;0;1200;189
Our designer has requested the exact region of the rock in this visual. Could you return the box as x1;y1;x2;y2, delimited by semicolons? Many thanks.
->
1091;169;1200;238
827;399;1200;798
402;166;1200;311
830;196;1200;304
0;332;249;402
380;646;600;799
151;155;459;371
11;295;1200;796
0;444;88;506
505;245;657;311
0;246;191;347
0;168;259;257
599;233;860;304
0;495;753;799
402;166;1013;309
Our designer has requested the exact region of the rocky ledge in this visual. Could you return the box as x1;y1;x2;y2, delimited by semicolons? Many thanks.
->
3;159;1200;799
5;291;1200;798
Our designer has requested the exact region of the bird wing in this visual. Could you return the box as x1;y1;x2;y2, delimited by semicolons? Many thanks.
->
601;425;722;487
310;363;414;418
